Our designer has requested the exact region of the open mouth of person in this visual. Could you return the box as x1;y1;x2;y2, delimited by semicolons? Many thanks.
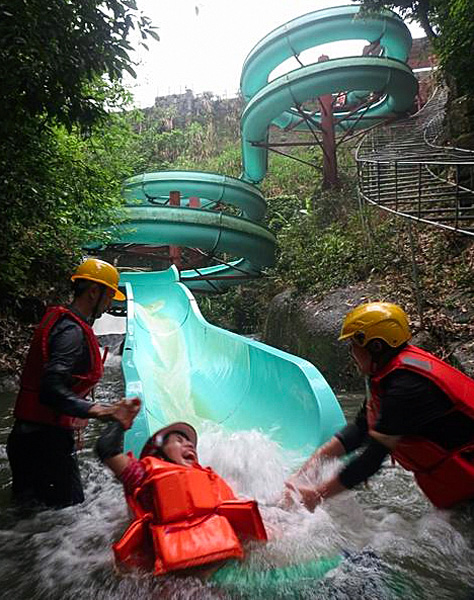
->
182;449;197;462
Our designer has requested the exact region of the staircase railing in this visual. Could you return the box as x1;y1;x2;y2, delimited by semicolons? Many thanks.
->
356;87;474;236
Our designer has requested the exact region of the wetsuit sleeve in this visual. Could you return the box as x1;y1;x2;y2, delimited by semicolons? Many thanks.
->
338;439;389;489
95;421;125;462
335;398;370;453
335;397;389;488
374;370;453;436
39;321;93;418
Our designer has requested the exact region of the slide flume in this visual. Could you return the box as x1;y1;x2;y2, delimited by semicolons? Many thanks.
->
119;268;346;458
240;4;418;182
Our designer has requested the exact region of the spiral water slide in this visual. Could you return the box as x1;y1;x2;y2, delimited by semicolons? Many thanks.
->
117;5;418;457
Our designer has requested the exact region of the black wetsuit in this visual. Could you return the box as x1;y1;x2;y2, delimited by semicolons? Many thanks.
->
336;370;474;489
7;309;94;508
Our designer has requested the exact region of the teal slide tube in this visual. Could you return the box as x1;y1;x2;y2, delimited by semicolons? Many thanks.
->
120;268;346;458
94;170;277;291
239;4;418;182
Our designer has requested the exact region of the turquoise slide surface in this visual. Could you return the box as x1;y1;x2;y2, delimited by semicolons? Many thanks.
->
102;5;418;457
120;267;346;459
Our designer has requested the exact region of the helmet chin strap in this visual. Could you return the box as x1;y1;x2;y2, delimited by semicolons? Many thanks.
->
90;285;106;325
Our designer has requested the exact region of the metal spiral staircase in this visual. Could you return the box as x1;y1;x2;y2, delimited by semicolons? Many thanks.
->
356;87;474;236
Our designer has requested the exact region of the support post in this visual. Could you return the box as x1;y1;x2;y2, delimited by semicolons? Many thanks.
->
318;54;338;189
189;196;201;208
169;190;182;269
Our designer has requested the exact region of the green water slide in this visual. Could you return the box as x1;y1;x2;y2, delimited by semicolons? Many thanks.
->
240;4;418;182
107;5;418;456
103;170;276;292
119;267;346;458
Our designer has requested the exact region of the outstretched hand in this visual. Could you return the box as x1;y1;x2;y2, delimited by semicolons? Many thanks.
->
279;480;324;512
111;397;141;430
278;477;299;510
291;483;324;512
89;397;141;429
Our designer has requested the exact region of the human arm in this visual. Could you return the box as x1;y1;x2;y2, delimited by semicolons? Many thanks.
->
294;371;440;510
292;437;390;511
40;319;139;428
282;397;389;510
280;398;370;508
95;398;141;477
288;399;370;481
95;421;131;477
290;436;347;482
39;320;96;417
281;434;353;510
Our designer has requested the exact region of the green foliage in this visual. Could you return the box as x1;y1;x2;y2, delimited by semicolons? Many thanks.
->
356;0;474;96
272;192;393;296
0;109;141;300
174;143;243;178
262;149;321;201
0;0;157;134
130;94;243;173
431;0;474;96
0;0;155;303
356;1;437;38
198;284;269;335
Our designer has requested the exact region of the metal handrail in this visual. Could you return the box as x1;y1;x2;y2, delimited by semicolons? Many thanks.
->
355;86;474;236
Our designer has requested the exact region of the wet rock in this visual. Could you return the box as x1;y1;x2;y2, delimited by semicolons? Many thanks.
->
263;283;381;392
263;284;474;392
449;340;474;378
410;330;439;353
0;372;18;394
97;333;125;356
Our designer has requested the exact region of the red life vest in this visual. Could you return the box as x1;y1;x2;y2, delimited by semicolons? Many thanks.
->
14;306;104;430
113;456;268;575
368;345;474;508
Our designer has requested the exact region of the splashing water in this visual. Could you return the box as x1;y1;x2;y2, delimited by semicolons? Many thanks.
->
0;357;473;600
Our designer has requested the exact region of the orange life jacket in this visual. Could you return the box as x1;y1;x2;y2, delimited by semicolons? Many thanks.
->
368;345;474;508
14;306;104;430
113;456;268;575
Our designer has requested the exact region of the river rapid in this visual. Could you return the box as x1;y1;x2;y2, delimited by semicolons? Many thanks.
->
0;353;473;600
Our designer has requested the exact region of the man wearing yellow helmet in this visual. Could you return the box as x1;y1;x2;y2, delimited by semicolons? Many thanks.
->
284;302;474;510
7;258;138;509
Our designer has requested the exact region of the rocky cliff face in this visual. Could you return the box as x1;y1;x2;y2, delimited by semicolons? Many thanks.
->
148;89;242;132
263;284;474;393
263;284;379;392
445;94;474;150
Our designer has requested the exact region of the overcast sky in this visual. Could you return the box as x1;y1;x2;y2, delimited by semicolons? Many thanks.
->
127;0;424;107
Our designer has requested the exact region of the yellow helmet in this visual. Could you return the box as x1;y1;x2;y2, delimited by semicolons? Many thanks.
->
71;258;125;301
339;302;411;348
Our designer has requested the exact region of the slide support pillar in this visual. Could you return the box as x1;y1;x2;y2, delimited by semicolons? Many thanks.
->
318;55;338;189
169;191;183;269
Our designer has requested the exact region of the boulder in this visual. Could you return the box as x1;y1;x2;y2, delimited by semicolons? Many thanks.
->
263;283;381;392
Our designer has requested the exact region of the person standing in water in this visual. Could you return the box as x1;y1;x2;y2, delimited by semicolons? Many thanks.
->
7;258;138;509
285;302;474;510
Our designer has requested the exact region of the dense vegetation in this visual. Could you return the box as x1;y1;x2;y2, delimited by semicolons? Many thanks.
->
0;0;157;301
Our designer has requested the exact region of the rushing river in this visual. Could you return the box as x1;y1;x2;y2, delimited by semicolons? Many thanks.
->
0;352;473;600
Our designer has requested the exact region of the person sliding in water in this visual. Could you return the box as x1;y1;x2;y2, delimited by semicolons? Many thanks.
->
96;408;267;578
